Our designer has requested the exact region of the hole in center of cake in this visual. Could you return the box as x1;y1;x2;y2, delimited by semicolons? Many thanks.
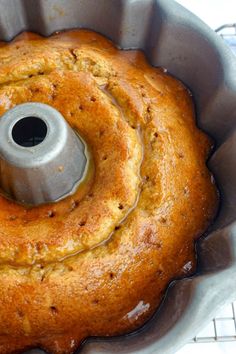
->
12;116;47;147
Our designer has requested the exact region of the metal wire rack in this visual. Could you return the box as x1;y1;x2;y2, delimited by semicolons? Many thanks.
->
216;23;236;54
216;23;236;34
190;302;236;343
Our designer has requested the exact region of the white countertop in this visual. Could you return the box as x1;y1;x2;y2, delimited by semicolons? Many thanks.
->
176;0;236;30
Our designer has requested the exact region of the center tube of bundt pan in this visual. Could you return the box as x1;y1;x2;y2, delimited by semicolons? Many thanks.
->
0;102;89;205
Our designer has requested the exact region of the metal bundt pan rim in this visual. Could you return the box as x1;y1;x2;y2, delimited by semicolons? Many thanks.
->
0;0;235;353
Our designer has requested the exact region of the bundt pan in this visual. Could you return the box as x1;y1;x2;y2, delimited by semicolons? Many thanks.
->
0;0;235;353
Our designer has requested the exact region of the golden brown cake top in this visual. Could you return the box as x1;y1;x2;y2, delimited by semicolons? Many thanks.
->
0;30;218;354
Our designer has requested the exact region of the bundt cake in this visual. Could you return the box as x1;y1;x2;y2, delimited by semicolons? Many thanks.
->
0;30;218;353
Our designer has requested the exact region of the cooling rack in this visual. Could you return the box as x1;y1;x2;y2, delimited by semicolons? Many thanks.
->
190;302;236;343
216;23;236;54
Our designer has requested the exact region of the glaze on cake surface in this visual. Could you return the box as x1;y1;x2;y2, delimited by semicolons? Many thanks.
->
0;30;218;353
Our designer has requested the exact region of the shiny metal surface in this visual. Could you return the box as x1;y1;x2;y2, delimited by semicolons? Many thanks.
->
0;0;235;353
0;103;88;205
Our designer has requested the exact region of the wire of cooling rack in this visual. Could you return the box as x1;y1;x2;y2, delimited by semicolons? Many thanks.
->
190;301;236;343
215;23;236;54
215;23;236;34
